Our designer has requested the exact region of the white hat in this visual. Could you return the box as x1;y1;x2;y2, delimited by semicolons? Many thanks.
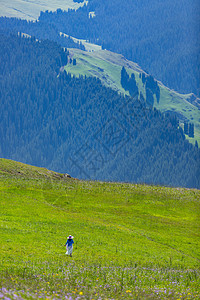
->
67;235;74;239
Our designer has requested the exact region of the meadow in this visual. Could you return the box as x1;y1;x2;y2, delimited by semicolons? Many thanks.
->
0;159;199;299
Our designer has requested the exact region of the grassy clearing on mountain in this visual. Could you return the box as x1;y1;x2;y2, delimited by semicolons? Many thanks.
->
0;159;199;299
65;49;200;145
154;87;200;145
65;50;126;94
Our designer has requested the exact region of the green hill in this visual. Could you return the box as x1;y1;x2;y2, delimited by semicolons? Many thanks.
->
0;158;72;180
65;48;200;145
0;158;199;299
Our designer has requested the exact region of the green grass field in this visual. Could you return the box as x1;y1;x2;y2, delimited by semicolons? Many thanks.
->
65;49;200;145
0;158;199;299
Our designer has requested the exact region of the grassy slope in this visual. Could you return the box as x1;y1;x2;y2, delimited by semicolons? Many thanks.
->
65;48;200;145
0;159;199;299
0;0;88;21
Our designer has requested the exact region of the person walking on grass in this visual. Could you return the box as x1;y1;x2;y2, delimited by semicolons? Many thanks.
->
65;235;74;257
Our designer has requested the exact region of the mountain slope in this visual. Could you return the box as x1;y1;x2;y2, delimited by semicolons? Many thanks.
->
0;159;199;299
0;0;199;97
0;33;200;188
65;48;200;145
35;0;200;96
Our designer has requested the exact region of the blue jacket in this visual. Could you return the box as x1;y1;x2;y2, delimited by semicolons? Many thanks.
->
65;239;74;247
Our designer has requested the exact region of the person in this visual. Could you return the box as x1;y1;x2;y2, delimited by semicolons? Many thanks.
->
64;235;74;257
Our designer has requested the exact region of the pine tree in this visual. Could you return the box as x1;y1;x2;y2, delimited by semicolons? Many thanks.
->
156;86;160;103
184;122;188;135
142;73;146;85
188;123;194;138
128;73;138;97
146;88;154;107
121;66;129;90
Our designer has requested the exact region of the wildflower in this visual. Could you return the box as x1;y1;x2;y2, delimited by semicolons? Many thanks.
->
126;290;131;293
79;292;83;295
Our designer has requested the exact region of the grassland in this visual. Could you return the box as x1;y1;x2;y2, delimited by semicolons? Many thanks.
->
65;48;200;145
0;158;200;299
0;0;88;21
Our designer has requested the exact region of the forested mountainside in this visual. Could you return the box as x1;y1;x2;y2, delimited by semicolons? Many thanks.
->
0;0;199;97
0;18;85;51
0;33;199;188
64;48;200;145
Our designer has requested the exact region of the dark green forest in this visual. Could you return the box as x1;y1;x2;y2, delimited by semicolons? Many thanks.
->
0;33;199;188
0;0;199;96
0;17;85;51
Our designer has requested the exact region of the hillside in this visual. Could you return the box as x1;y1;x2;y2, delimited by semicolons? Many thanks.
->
65;48;200;145
0;2;199;146
0;159;199;299
0;0;199;97
36;0;200;97
0;158;72;180
0;33;200;189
